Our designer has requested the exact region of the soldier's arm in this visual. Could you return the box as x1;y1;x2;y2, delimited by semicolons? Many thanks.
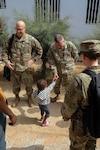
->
69;41;78;60
2;35;15;70
61;77;81;121
31;37;43;62
47;46;57;74
2;37;10;64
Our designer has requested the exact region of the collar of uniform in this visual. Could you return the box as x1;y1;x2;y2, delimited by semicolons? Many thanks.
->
15;33;27;42
64;41;67;49
87;66;100;70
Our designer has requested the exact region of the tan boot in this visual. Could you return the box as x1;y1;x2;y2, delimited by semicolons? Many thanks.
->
51;94;60;102
11;95;20;107
28;95;34;107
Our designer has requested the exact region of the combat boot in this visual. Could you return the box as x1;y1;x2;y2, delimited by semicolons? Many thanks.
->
51;94;60;102
11;95;20;107
28;95;34;107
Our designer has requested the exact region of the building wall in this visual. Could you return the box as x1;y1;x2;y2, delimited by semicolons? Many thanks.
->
60;0;97;39
0;0;98;39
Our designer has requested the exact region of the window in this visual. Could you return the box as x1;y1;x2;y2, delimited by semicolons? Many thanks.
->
86;0;100;23
35;0;60;22
0;0;6;9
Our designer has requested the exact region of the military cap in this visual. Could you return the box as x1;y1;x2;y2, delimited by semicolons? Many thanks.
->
80;40;100;53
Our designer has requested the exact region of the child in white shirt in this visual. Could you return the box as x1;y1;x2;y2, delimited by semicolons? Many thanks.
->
33;75;58;126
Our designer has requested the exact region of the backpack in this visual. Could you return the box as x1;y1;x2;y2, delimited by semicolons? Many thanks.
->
3;34;14;81
83;69;100;138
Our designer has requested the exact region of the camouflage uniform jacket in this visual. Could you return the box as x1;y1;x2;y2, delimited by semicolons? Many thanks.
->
2;33;43;71
47;41;78;75
61;66;100;132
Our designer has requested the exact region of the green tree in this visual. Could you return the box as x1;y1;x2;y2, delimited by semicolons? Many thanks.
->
13;10;71;43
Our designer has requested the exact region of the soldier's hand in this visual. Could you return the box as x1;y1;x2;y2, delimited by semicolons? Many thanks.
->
61;104;70;121
28;59;34;67
6;61;15;70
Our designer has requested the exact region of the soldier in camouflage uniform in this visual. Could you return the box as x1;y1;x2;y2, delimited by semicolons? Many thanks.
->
2;20;43;107
61;40;100;150
47;34;78;102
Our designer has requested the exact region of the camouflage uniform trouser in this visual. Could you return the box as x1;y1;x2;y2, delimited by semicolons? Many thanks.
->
54;73;73;95
11;69;33;96
69;121;96;150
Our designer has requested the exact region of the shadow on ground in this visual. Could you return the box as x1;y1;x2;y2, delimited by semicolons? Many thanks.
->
7;96;68;129
7;145;44;150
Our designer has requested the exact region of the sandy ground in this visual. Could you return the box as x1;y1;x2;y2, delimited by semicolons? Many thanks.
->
0;62;100;149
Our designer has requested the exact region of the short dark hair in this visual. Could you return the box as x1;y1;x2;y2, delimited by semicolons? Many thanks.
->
37;79;47;91
79;51;100;60
54;34;63;43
